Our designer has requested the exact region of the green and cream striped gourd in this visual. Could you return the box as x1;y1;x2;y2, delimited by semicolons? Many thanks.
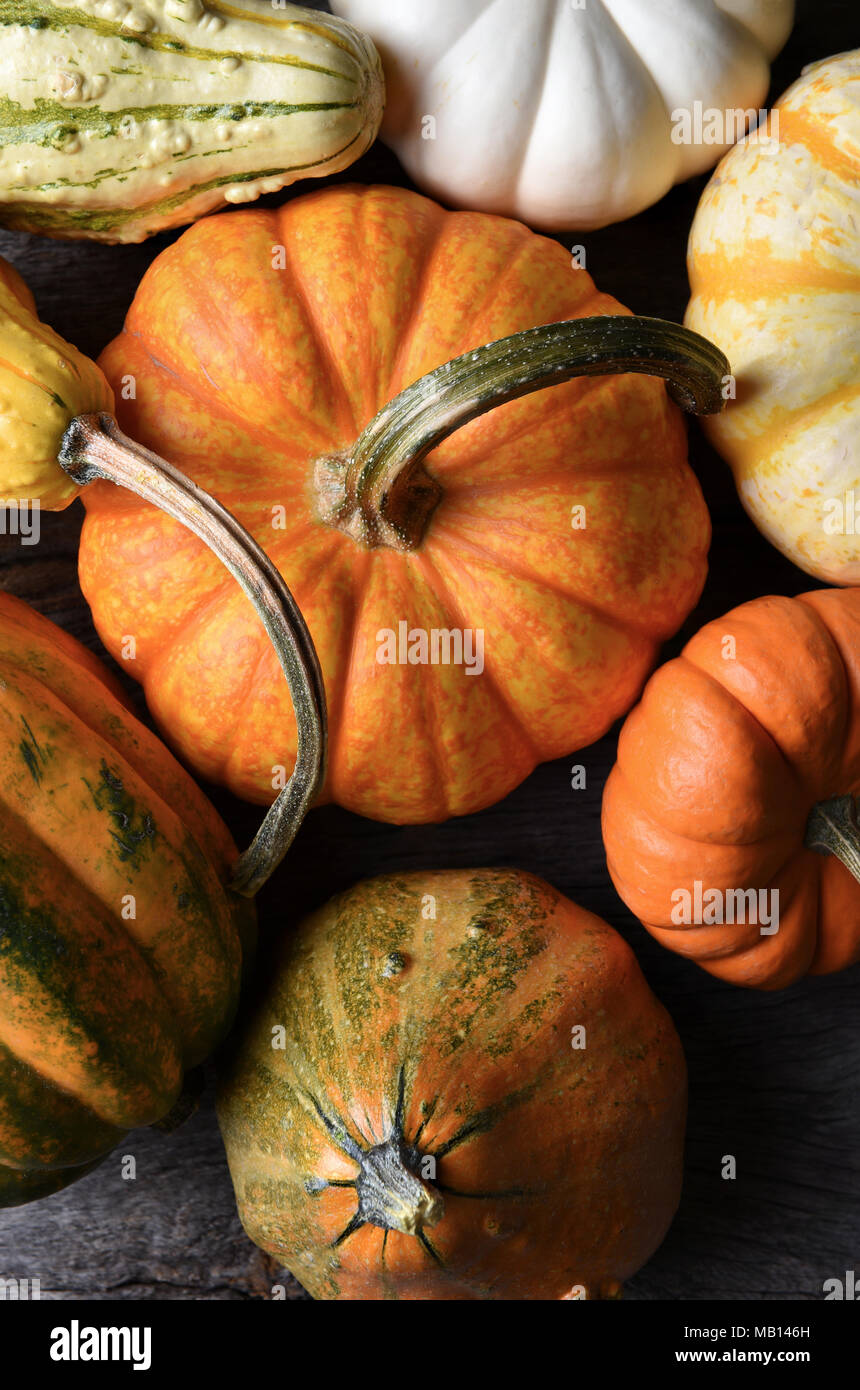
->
0;0;384;242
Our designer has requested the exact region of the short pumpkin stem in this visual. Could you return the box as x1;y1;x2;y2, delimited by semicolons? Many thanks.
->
356;1138;444;1237
316;316;730;551
805;795;860;883
58;412;327;899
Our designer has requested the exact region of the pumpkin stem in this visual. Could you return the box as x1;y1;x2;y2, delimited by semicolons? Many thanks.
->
356;1138;444;1237
805;795;860;883
317;316;729;551
57;412;327;898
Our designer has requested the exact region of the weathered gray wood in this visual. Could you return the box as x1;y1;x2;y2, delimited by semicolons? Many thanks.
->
0;0;857;1302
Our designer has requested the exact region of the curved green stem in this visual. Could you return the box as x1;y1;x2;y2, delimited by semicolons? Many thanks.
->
58;412;327;898
319;316;729;551
805;795;860;882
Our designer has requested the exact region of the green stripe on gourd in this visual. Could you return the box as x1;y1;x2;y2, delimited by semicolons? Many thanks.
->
0;0;384;242
1;0;355;79
0;97;359;152
0;139;363;234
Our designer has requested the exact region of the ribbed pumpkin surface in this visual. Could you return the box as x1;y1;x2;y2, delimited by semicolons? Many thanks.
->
603;588;860;989
80;184;711;823
0;593;250;1206
217;869;687;1300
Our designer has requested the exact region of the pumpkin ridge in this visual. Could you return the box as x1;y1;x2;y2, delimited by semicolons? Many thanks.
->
0;841;183;1128
680;642;845;800
0;599;129;712
380;194;457;403
389;214;586;403
793;594;858;784
272;203;363;440
604;763;807;929
0;1035;124;1173
183;232;357;451
442;228;589;366
142;572;258;764
422;0;507;72
440;454;696;503
667;653;812;827
319;544;372;777
0;641;241;913
653;853;821;988
221;625;293;794
392;559;464;821
430;1062;559;1160
414;548;541;766
0;601;243;885
121;331;331;464
298;1083;367;1162
344;186;450;416
326;555;452;819
0;702;239;1061
393;874;575;1140
428;514;694;641
424;372;631;480
121;312;338;464
2;594;236;873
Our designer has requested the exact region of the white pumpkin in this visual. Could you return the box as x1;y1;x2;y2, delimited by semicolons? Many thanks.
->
685;50;860;587
331;0;794;229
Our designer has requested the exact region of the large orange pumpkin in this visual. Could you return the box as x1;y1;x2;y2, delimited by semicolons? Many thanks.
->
79;184;724;824
217;869;687;1300
602;588;860;990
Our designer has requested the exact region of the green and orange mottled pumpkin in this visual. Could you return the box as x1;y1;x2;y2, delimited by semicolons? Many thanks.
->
79;183;725;824
217;869;687;1299
0;591;254;1208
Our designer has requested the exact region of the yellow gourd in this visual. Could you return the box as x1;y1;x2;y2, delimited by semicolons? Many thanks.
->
0;257;113;508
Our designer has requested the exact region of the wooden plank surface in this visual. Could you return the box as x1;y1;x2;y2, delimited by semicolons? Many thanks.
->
0;0;857;1301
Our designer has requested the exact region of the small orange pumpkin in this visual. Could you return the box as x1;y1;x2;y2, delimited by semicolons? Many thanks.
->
602;588;860;990
78;184;726;824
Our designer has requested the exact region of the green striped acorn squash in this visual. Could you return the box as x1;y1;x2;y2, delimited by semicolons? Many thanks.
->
217;869;687;1300
0;591;255;1206
0;563;325;1208
0;0;383;242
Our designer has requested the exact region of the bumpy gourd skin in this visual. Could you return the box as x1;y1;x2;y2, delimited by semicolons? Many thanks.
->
217;869;687;1301
0;255;113;508
0;0;384;243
